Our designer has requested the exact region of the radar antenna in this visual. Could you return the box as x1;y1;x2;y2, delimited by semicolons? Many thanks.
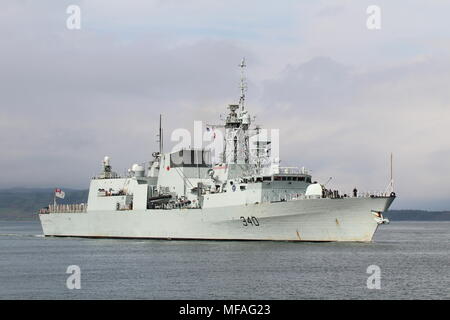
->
239;57;247;110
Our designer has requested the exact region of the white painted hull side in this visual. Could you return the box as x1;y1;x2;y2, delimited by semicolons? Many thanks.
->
39;196;394;242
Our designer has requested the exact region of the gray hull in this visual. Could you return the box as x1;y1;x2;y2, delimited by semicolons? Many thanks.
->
39;196;394;242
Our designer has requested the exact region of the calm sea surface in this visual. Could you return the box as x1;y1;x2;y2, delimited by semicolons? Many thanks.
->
0;220;448;300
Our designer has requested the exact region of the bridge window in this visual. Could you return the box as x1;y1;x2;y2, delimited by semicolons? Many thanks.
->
170;149;211;168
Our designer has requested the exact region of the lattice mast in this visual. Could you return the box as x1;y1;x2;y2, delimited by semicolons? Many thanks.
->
239;58;247;111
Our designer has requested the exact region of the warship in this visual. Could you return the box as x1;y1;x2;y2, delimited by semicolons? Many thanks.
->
39;59;395;242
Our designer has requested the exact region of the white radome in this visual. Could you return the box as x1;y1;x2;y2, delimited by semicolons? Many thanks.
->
305;183;323;198
131;164;145;177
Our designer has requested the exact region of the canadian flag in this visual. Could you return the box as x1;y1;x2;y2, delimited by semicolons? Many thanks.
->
55;188;65;199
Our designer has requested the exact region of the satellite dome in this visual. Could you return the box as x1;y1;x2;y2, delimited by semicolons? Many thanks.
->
305;183;323;198
131;163;145;177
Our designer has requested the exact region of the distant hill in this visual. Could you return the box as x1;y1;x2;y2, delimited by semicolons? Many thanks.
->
0;188;449;221
0;188;88;220
383;210;450;221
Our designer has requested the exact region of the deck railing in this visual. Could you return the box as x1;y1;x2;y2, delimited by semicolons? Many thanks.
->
276;167;309;175
267;191;394;203
39;203;87;214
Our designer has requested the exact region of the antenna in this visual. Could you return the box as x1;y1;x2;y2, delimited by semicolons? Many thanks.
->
390;152;394;192
239;57;247;110
157;114;163;154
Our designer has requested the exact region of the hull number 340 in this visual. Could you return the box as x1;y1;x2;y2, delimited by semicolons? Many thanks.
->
240;216;260;226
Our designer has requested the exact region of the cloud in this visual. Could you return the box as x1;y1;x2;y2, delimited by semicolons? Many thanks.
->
0;1;450;210
315;5;346;17
0;2;253;189
257;56;450;210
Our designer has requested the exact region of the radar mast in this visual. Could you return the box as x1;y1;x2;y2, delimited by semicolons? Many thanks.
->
239;58;247;111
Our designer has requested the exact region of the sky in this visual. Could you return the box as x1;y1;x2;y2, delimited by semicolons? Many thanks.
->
0;0;449;210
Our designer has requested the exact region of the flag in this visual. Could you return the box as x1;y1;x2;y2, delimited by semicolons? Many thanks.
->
55;188;65;199
206;126;216;139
